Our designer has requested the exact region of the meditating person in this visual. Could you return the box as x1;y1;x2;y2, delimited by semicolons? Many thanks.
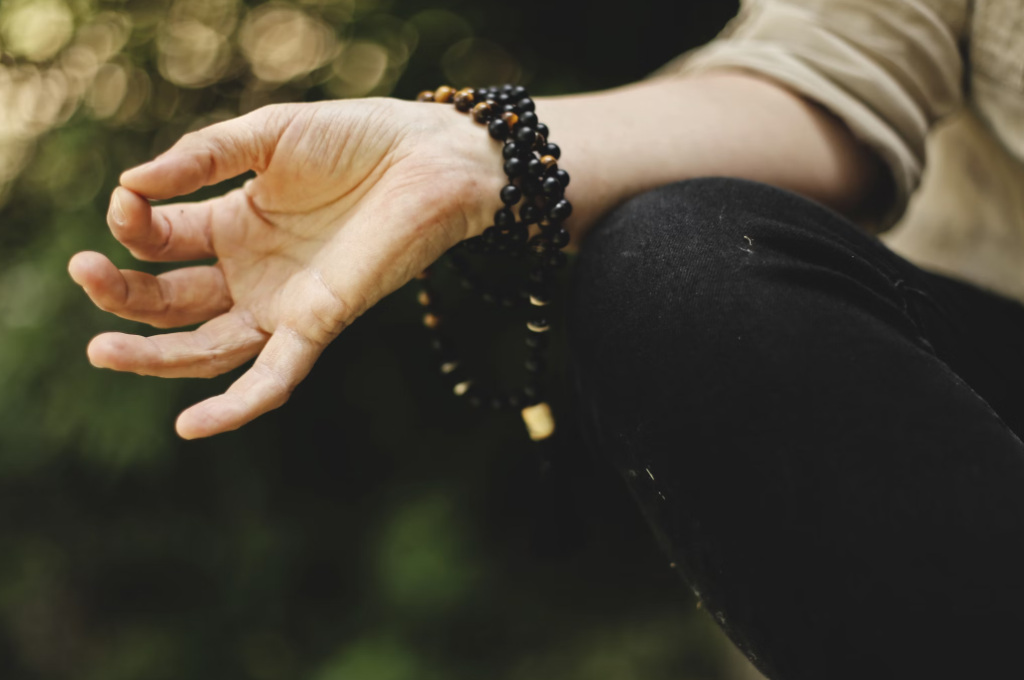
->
67;0;1024;676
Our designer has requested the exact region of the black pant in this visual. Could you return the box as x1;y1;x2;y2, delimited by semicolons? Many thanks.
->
567;178;1024;679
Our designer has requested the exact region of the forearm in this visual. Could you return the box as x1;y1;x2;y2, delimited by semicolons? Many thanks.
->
541;71;889;239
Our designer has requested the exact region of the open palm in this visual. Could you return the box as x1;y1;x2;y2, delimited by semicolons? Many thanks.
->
69;98;503;439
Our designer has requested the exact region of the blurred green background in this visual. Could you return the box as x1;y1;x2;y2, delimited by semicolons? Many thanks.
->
0;1;758;678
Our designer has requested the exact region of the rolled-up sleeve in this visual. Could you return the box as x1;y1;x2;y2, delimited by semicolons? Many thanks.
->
658;0;967;230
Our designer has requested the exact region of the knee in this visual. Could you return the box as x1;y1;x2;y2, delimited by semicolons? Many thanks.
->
567;178;804;356
566;177;882;358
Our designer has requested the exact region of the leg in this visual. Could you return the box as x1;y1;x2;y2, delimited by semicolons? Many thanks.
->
567;178;1024;679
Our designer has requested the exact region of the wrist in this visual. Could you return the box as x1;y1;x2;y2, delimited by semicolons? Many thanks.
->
398;99;509;241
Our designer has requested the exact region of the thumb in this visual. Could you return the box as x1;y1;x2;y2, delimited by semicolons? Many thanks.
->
120;105;294;200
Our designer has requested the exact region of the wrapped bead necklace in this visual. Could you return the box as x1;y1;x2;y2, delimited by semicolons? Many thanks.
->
414;84;572;446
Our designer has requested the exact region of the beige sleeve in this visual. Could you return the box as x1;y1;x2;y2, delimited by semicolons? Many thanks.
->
657;0;968;230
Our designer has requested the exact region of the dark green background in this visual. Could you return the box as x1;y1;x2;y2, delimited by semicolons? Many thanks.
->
0;1;749;678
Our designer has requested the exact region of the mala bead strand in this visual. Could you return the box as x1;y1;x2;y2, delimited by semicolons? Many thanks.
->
415;83;573;442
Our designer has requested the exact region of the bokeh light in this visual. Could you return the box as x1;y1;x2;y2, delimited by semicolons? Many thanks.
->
239;4;340;84
0;0;75;63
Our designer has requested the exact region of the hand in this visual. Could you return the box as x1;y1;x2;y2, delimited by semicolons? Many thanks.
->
68;98;505;439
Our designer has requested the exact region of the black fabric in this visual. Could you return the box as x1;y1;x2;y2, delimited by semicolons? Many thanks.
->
567;178;1024;679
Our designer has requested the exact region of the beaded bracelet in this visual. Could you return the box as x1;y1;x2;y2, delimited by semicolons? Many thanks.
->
414;84;572;444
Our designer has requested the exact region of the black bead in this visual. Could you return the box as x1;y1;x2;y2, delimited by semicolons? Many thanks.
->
529;235;553;256
501;84;515;93
468;390;488;408
502;142;520;160
490;396;506;410
525;356;545;373
501;294;517;308
551;228;570;249
526;330;549;348
460;274;479;289
521;386;541;406
529;313;549;329
495;92;510;105
515;126;537;146
535;123;549;138
488;119;510;141
528;267;546;283
494;207;515;228
553;169;570;188
526;158;545;178
519;203;540;224
545;250;567;269
529;281;552;304
500;184;522;205
506;392;523;409
509;224;528;244
517;97;535;112
550;199;573;220
503;157;525;179
501;103;518;114
482;226;500;244
511;85;528;98
447;253;469;272
542;176;563;198
464;236;483;253
522;179;541;197
519;111;539;128
541;143;561;160
481;288;497;304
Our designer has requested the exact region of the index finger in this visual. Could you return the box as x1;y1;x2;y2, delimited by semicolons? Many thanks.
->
120;104;293;200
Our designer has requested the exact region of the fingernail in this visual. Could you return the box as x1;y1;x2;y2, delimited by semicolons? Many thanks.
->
110;190;126;225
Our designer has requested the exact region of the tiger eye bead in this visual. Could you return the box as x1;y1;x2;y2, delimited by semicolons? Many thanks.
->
472;101;494;123
416;90;436;102
434;85;455;103
540;155;558;169
501;111;519;128
423;313;441;329
418;290;432;306
453;88;476;112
